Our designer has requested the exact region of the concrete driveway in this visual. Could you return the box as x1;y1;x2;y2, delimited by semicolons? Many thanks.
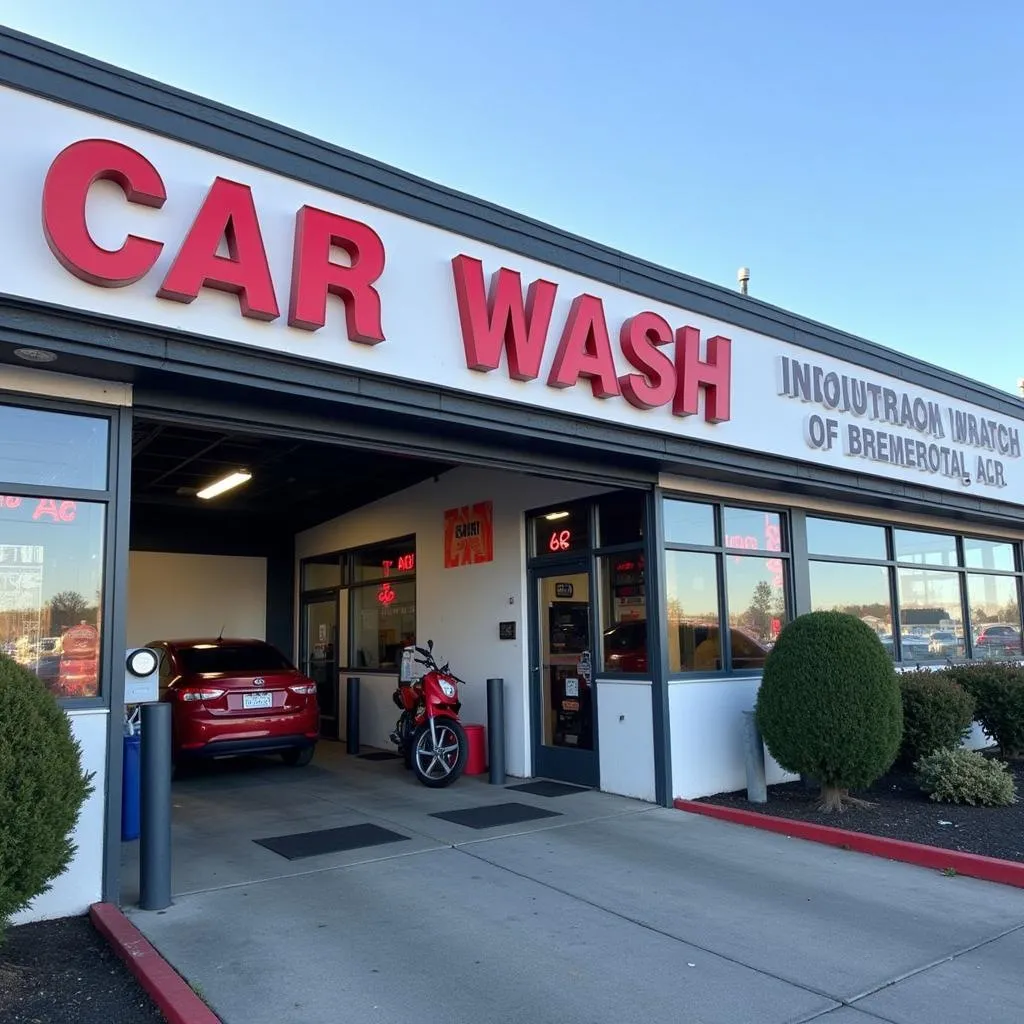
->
123;745;1024;1024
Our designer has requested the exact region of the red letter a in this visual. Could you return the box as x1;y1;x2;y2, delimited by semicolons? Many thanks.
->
451;256;557;381
158;178;279;320
547;295;621;399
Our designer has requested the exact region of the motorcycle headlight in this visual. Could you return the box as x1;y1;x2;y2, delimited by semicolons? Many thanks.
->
439;680;456;699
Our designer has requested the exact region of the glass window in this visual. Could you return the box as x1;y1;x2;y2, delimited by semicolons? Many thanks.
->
806;517;887;560
351;579;416;670
810;562;896;658
176;642;293;674
723;507;784;554
664;499;714;547
598;492;644;547
302;554;341;591
531;503;590;557
0;497;105;698
351;538;417;583
725;555;788;652
665;551;721;672
967;575;1023;659
963;538;1017;573
599;551;646;672
894;529;958;567
896;567;963;663
0;405;108;491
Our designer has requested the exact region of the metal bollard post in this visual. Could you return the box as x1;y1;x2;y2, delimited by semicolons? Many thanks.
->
741;710;767;804
346;677;360;754
139;702;172;911
486;678;505;785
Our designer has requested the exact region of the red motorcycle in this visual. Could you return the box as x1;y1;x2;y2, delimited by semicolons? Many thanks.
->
390;640;468;787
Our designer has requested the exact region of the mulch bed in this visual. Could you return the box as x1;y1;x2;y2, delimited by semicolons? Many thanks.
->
700;756;1024;863
0;915;163;1023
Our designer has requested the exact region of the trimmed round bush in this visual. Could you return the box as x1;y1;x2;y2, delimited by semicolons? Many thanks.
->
945;663;1024;758
897;670;975;767
0;654;93;937
755;611;902;811
915;748;1017;807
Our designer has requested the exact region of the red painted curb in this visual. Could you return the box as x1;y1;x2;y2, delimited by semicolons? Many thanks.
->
674;799;1024;889
90;903;221;1024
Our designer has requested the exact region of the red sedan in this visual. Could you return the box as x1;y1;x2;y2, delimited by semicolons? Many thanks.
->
149;638;320;767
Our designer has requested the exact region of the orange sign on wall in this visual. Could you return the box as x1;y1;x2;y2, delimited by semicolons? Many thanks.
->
444;501;494;568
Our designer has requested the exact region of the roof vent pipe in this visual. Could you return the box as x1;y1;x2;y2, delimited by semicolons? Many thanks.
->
737;267;750;296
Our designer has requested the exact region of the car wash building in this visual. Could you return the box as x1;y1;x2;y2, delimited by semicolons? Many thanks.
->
1;27;1022;923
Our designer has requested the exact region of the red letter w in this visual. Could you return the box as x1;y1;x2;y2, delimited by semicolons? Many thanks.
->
451;256;557;381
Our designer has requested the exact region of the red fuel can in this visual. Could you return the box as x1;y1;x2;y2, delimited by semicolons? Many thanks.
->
463;723;487;775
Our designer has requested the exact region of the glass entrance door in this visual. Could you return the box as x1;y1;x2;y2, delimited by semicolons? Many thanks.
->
531;563;598;787
302;597;339;739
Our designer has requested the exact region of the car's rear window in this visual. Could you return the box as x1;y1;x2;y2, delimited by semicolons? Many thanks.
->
176;644;293;674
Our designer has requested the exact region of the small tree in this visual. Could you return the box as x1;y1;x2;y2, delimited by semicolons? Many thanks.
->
755;611;903;812
0;654;93;939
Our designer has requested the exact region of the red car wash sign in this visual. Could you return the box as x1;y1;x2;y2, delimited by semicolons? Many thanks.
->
1;83;1020;498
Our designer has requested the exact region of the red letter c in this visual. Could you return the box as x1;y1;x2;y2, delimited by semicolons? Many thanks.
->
42;139;166;287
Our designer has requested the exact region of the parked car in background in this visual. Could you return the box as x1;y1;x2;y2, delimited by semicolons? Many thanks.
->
974;624;1023;658
602;620;770;673
148;638;320;768
928;631;962;657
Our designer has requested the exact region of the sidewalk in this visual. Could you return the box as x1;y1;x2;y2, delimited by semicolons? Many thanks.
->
125;781;1024;1024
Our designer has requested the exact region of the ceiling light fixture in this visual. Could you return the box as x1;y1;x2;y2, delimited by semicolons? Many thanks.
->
196;470;252;500
13;347;58;364
544;511;570;521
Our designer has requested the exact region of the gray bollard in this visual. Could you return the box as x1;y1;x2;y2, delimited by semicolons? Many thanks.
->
139;702;172;911
486;678;505;785
346;677;360;754
741;710;767;804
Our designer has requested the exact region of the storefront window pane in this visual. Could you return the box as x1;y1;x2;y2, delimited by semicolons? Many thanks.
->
894;529;958;567
350;580;416;670
351;538;416;583
0;405;108;491
723;508;784;554
0;497;105;698
806;518;887;560
664;500;714;547
302;554;341;591
809;561;896;658
725;555;787;661
963;538;1017;573
598;492;644;547
896;567;964;663
665;551;721;672
967;574;1023;659
599;551;647;672
531;503;590;557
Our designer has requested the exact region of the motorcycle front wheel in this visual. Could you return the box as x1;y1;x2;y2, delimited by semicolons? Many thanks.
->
411;718;467;788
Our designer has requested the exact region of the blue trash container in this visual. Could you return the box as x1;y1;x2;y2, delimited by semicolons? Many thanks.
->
121;729;141;841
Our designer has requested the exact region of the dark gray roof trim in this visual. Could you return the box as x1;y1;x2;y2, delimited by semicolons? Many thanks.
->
0;27;1022;422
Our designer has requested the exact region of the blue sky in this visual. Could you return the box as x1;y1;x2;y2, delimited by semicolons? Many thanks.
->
3;2;1022;395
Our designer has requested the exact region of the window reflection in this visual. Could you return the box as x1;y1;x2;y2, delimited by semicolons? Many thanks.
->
806;518;887;560
599;551;647;672
963;538;1017;573
725;555;787;651
0;405;108;490
663;500;715;547
665;551;722;672
896;568;963;663
967;574;1023;659
0;498;105;697
810;562;896;659
894;530;958;567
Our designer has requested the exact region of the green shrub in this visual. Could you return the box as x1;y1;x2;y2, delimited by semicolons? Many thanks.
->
755;612;902;812
897;670;975;767
944;663;1024;758
0;654;93;939
915;748;1017;807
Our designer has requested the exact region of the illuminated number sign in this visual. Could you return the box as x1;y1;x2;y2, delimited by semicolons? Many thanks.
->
548;529;572;552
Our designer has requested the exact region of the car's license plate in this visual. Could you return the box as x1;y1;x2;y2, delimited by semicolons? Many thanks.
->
242;691;273;710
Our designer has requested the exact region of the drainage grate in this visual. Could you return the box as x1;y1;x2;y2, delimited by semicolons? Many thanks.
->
506;781;590;798
255;823;408;860
430;802;562;830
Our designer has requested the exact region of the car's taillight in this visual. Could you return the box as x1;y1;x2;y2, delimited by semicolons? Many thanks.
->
179;688;226;702
289;683;318;695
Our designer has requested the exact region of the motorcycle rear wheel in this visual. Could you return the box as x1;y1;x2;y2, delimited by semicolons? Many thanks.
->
411;719;467;788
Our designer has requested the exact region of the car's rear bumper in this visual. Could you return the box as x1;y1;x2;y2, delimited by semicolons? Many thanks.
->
175;734;318;760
